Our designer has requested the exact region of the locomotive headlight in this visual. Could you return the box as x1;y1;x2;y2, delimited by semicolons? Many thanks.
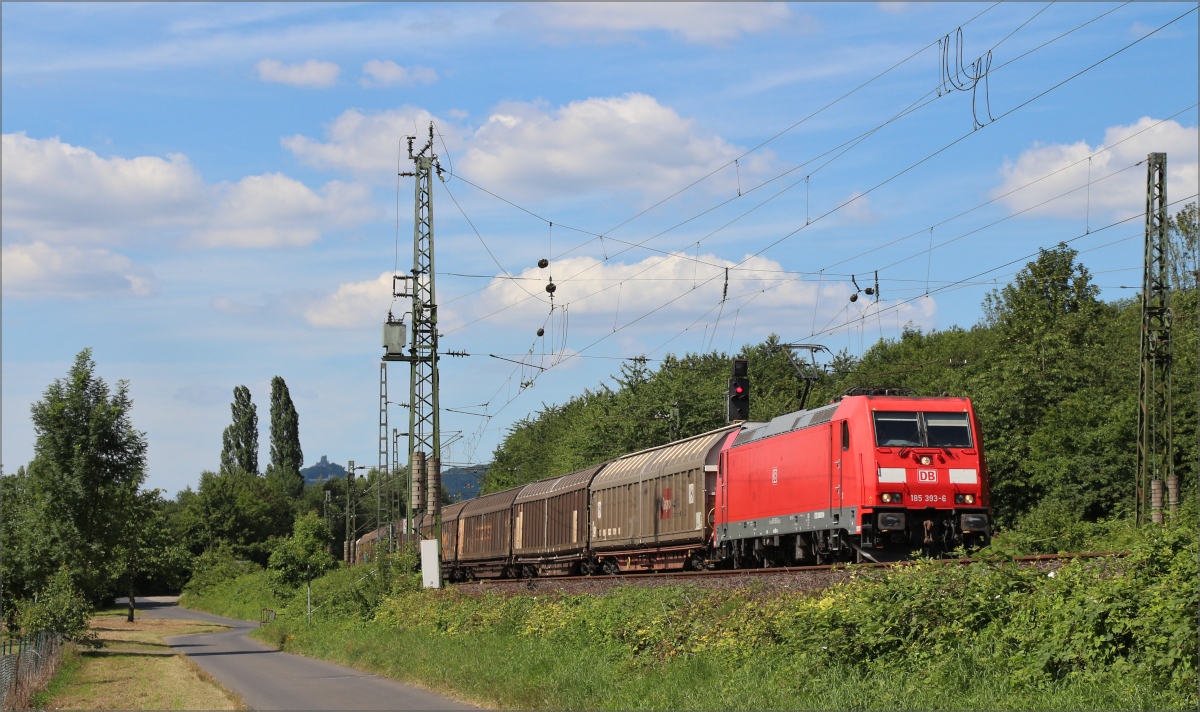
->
880;492;903;503
954;493;977;505
919;455;933;466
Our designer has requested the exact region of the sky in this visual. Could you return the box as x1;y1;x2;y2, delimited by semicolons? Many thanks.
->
3;2;1198;497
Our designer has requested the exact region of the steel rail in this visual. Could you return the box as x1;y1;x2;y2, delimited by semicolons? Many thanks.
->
448;551;1126;587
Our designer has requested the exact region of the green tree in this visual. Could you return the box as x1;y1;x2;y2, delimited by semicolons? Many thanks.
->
220;385;258;475
1168;201;1198;290
265;376;304;499
190;468;291;565
112;489;191;621
266;512;336;596
8;349;149;602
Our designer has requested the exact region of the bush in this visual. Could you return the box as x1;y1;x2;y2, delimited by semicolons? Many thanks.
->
370;518;1197;703
986;498;1140;555
183;542;261;597
266;512;337;598
16;567;97;646
295;548;421;622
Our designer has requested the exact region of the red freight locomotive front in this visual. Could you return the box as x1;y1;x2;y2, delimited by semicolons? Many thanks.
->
715;395;990;565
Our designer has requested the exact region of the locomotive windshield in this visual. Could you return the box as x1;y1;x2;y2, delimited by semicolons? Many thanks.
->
873;411;973;448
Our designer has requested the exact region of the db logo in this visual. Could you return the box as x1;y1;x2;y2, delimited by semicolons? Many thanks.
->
917;469;938;483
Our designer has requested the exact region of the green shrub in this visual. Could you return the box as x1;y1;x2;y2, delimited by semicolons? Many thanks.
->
266;512;337;598
183;542;262;597
370;519;1197;703
16;567;97;646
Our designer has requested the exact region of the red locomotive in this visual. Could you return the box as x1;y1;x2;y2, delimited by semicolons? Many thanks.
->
716;392;990;566
396;388;991;579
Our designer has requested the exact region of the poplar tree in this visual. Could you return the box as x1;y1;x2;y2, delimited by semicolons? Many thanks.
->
266;376;304;498
220;385;258;475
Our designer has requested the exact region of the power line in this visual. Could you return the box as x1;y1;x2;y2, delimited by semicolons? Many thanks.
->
440;4;1159;336
443;4;1191;446
812;194;1199;341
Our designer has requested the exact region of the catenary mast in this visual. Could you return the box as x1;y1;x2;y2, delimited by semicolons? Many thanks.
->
389;123;445;542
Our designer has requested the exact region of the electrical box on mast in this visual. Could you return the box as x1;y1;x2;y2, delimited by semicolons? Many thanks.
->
383;318;407;357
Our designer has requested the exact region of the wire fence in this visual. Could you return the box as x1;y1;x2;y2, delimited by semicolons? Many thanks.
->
1;631;63;710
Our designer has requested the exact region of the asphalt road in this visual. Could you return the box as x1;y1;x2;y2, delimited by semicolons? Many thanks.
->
131;597;475;711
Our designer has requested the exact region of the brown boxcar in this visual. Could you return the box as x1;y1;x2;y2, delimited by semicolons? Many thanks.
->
512;463;606;576
589;426;738;572
355;523;429;564
439;501;469;566
455;485;527;578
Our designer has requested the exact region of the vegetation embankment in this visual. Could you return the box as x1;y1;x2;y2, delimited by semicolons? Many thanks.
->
35;607;242;711
180;512;1198;711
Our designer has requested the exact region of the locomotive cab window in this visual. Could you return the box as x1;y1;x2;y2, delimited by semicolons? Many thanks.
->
873;411;974;448
873;412;921;447
924;412;972;448
841;421;850;450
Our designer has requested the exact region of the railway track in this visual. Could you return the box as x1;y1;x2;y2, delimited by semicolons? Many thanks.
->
449;551;1124;592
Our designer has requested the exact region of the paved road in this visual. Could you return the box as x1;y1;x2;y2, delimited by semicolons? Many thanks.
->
131;597;475;711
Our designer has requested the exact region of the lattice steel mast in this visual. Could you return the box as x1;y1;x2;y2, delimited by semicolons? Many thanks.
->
393;123;444;539
1136;152;1174;525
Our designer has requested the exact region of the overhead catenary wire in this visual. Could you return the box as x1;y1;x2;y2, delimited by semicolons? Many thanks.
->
433;3;1022;288
457;16;1191;351
439;3;1158;334
443;4;1189;443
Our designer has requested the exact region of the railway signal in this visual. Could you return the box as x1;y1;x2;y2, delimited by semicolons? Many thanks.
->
727;358;750;422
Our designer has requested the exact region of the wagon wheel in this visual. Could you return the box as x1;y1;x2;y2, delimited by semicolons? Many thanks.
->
579;558;596;576
601;558;620;576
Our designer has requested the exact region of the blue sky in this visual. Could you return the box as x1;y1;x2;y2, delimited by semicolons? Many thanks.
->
3;2;1198;497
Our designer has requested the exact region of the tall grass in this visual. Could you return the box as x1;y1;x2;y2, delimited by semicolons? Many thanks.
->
188;519;1197;710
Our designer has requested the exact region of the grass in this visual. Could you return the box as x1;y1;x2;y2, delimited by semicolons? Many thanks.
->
43;613;245;711
181;522;1197;711
179;570;282;621
252;617;1182;711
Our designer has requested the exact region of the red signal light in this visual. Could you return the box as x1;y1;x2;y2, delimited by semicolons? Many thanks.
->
735;386;744;394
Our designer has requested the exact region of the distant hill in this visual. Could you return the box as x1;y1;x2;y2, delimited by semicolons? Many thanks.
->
442;465;487;502
301;456;485;501
301;455;345;483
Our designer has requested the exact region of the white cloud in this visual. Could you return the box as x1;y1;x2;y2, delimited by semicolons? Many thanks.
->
475;253;834;331
283;106;445;176
2;131;205;240
993;117;1199;221
304;272;396;329
2;242;159;298
839;192;877;225
360;60;438;88
255;58;340;88
461;252;938;345
284;95;771;199
463;93;770;199
532;2;793;44
2;132;374;249
201;174;375;248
